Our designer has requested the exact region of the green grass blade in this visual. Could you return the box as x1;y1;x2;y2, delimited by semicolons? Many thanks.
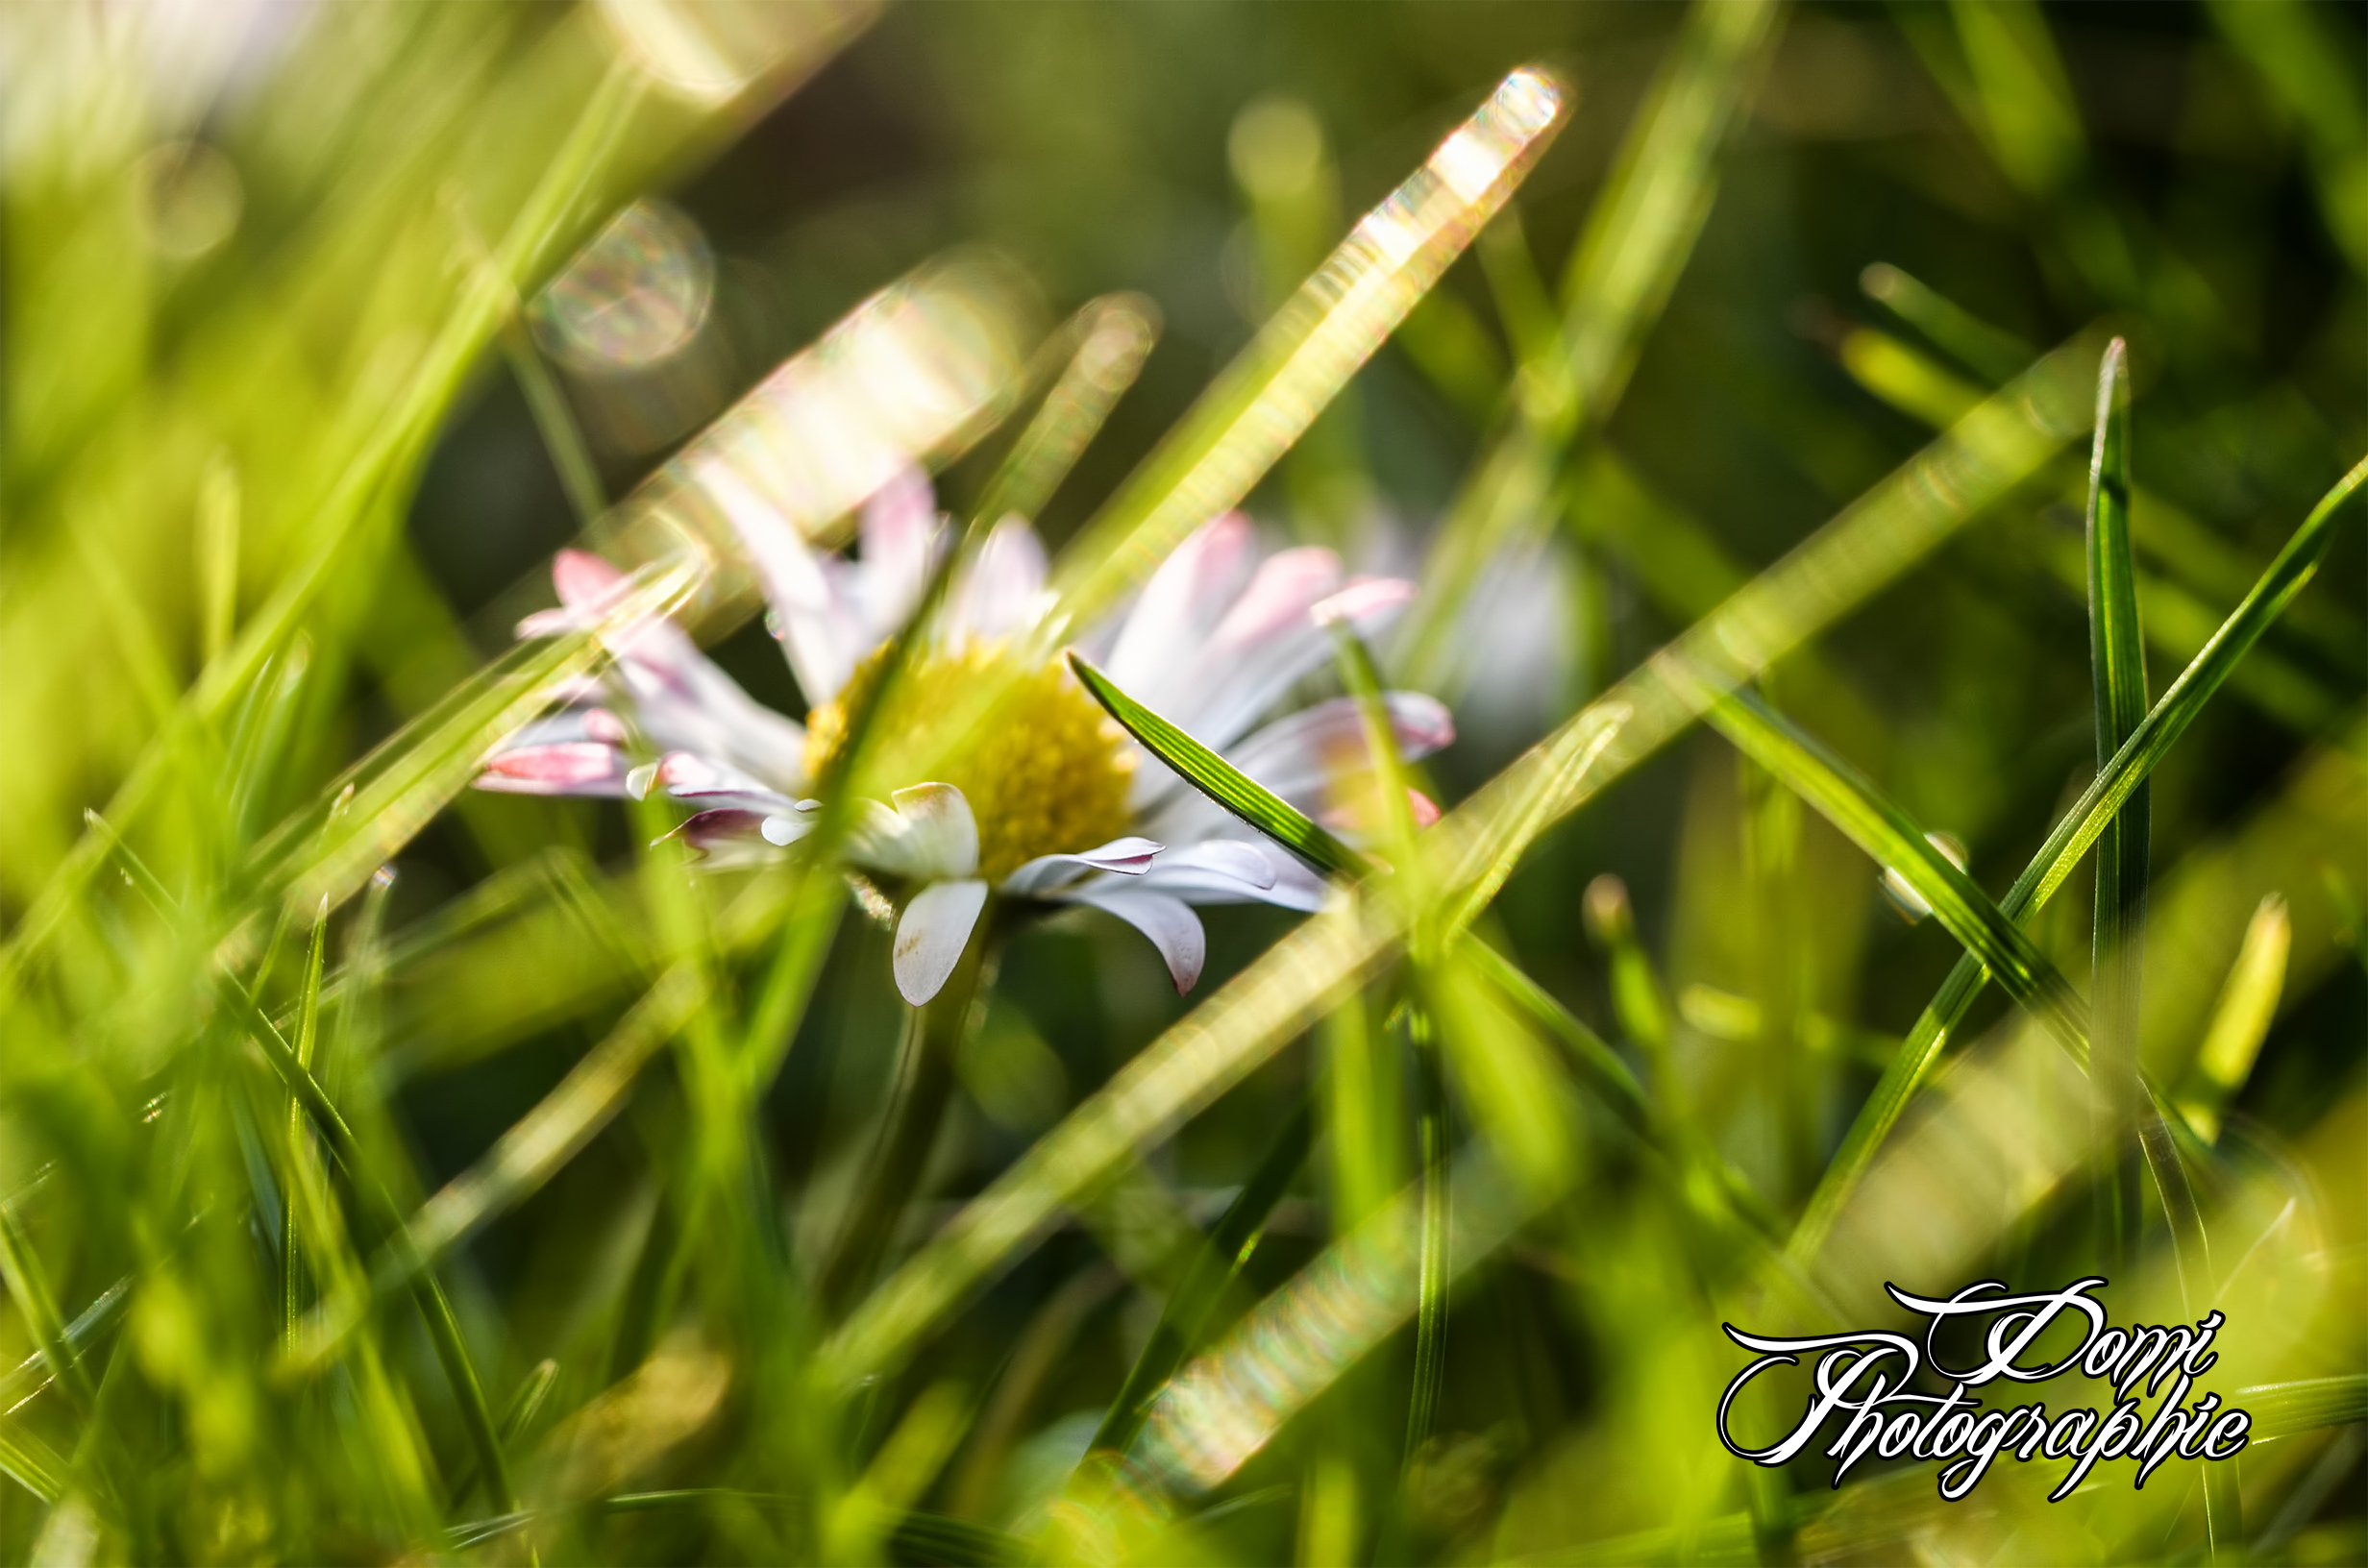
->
1458;937;1650;1139
1400;1006;1447;1468
1701;690;2091;1060
1068;653;1364;878
2237;1376;2368;1441
1788;453;2366;1263
1089;1098;1311;1459
970;295;1159;529
1052;67;1567;625
2084;340;2149;1260
0;1206;92;1419
1400;0;1778;687
218;978;517;1521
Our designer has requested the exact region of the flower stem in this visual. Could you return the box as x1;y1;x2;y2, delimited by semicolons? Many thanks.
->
821;919;995;1316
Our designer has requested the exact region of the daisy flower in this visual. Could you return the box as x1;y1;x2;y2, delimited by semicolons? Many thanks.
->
480;468;1453;1005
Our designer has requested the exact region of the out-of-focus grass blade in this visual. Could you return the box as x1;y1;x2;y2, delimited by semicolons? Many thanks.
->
1052;66;1567;624
0;1207;90;1418
971;294;1159;528
1459;937;1649;1138
0;63;651;1014
1860;261;2033;384
1401;1005;1449;1465
1129;1144;1539;1495
823;344;2097;1387
247;556;701;926
1789;453;2368;1262
218;979;517;1519
2238;1377;2368;1441
1068;654;1363;877
2177;894;2290;1142
2084;340;2150;1263
1401;0;1778;687
1088;1100;1311;1460
284;964;709;1376
0;1278;129;1411
2207;0;2368;272
0;1424;67;1503
1702;691;2091;1058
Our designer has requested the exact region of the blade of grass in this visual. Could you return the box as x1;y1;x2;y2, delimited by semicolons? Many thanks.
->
1087;1098;1312;1460
1068;653;1364;877
1400;0;1779;689
1789;451;2368;1262
216;979;517;1523
2084;340;2150;1270
970;295;1159;529
1051;67;1567;626
1399;1005;1447;1469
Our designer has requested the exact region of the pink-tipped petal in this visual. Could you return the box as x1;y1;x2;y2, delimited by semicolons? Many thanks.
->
475;743;631;796
657;809;786;867
1407;788;1442;827
554;548;628;609
700;456;869;706
893;879;990;1005
857;465;941;640
1105;512;1258;700
644;750;802;815
1073;887;1206;993
1000;836;1165;897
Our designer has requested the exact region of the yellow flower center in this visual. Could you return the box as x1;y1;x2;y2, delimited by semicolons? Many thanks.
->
802;641;1136;883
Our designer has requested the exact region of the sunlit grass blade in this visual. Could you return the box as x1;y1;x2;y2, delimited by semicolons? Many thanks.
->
970;294;1160;528
1089;1099;1311;1460
2237;1376;2368;1441
248;555;702;926
2084;339;2149;1265
1789;452;2368;1262
1068;653;1363;877
1859;261;2034;383
2177;894;2291;1142
0;1207;91;1419
1052;66;1567;625
1400;0;1778;687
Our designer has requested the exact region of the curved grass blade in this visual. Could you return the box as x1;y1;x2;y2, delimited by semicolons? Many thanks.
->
1701;690;2091;1059
1068;653;1363;878
2084;340;2150;1270
1790;451;2368;1262
1088;1099;1312;1460
1705;689;2214;1304
1401;0;1779;687
1053;67;1567;625
971;295;1159;529
2238;1376;2368;1442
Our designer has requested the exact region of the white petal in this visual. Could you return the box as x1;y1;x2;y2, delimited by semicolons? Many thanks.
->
947;517;1049;642
700;456;870;706
1181;567;1416;750
1105;512;1257;703
999;836;1164;897
761;807;820;846
639;750;804;816
1133;840;1326;911
846;785;981;880
893;879;989;1005
1072;887;1205;993
856;465;942;643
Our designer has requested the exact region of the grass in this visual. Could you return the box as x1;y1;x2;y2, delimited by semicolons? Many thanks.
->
2;3;2363;1564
